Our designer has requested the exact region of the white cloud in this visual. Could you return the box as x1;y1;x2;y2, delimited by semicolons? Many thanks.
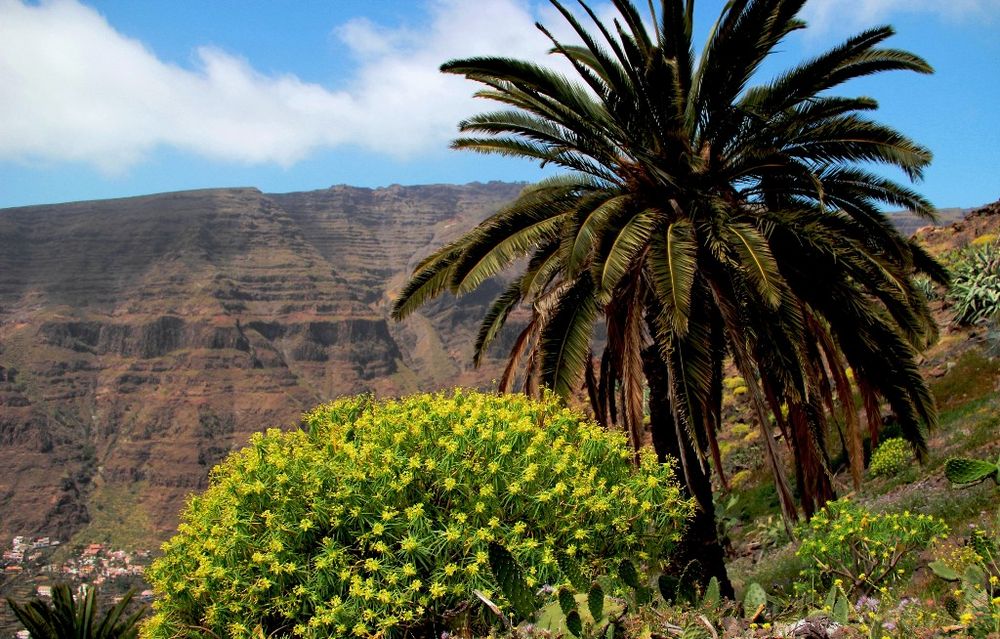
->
800;0;1000;34
0;0;571;173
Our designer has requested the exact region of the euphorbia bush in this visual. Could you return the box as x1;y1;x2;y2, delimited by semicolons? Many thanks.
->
795;499;948;596
869;437;912;478
143;390;691;639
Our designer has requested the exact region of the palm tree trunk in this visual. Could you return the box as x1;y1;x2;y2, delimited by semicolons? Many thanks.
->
642;347;735;600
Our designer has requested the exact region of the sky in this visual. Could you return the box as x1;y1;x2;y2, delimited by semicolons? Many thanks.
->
1;0;998;210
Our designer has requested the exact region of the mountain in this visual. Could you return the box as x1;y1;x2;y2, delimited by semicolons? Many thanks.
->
887;206;972;237
0;183;524;545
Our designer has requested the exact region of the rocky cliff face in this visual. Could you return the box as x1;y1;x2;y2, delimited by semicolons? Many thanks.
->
0;183;523;544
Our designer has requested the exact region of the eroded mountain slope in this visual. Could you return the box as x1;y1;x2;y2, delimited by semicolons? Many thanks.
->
0;182;523;542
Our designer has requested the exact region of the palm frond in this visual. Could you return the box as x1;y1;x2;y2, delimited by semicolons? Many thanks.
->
649;220;698;334
727;222;783;308
594;207;660;295
539;274;599;396
473;277;524;366
391;246;461;320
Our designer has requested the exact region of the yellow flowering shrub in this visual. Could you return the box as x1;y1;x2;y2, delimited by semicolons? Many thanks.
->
868;437;912;478
143;390;691;639
795;499;948;596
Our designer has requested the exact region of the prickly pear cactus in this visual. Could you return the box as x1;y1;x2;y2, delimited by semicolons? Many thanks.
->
944;594;962;620
587;583;604;623
832;593;850;625
701;576;720;608
618;560;640;589
944;457;999;485
743;582;768;620
487;542;537;620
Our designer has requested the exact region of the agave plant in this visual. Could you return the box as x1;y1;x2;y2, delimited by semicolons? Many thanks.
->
948;241;1000;325
394;0;944;594
6;583;144;639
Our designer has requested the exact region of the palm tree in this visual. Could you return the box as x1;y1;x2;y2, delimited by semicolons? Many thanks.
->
393;0;945;595
7;583;145;639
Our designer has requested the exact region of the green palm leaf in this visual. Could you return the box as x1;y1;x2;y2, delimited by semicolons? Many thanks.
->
539;274;599;397
649;220;698;335
727;222;783;309
474;277;524;366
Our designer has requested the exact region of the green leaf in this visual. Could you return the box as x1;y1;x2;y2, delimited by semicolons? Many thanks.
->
928;560;960;581
595;208;659;294
649;220;697;335
539;275;598;398
566;610;583;637
824;585;839;611
944;595;961;620
742;582;767;620
728;223;782;309
679;622;712;639
558;587;578;617
963;564;987;586
944;457;999;485
635;586;652;606
832;594;850;625
558;553;589;591
658;574;679;604
473;277;523;366
487;542;537;621
701;576;720;608
587;583;605;623
618;560;640;589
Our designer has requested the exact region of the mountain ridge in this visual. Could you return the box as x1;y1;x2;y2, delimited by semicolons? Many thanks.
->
0;182;523;544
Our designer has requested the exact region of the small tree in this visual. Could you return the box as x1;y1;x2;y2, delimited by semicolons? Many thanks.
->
393;0;944;595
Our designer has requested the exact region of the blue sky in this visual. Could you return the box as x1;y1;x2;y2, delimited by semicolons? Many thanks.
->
1;0;998;210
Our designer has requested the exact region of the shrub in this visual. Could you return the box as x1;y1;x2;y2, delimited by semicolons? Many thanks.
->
929;521;1000;637
7;584;144;639
143;390;691;639
794;499;948;596
913;274;941;301
868;437;912;478
948;242;1000;325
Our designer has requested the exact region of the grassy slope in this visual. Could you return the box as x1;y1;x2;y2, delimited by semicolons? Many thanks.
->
721;234;1000;600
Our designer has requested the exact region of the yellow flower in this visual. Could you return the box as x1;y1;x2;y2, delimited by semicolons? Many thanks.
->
400;537;418;552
